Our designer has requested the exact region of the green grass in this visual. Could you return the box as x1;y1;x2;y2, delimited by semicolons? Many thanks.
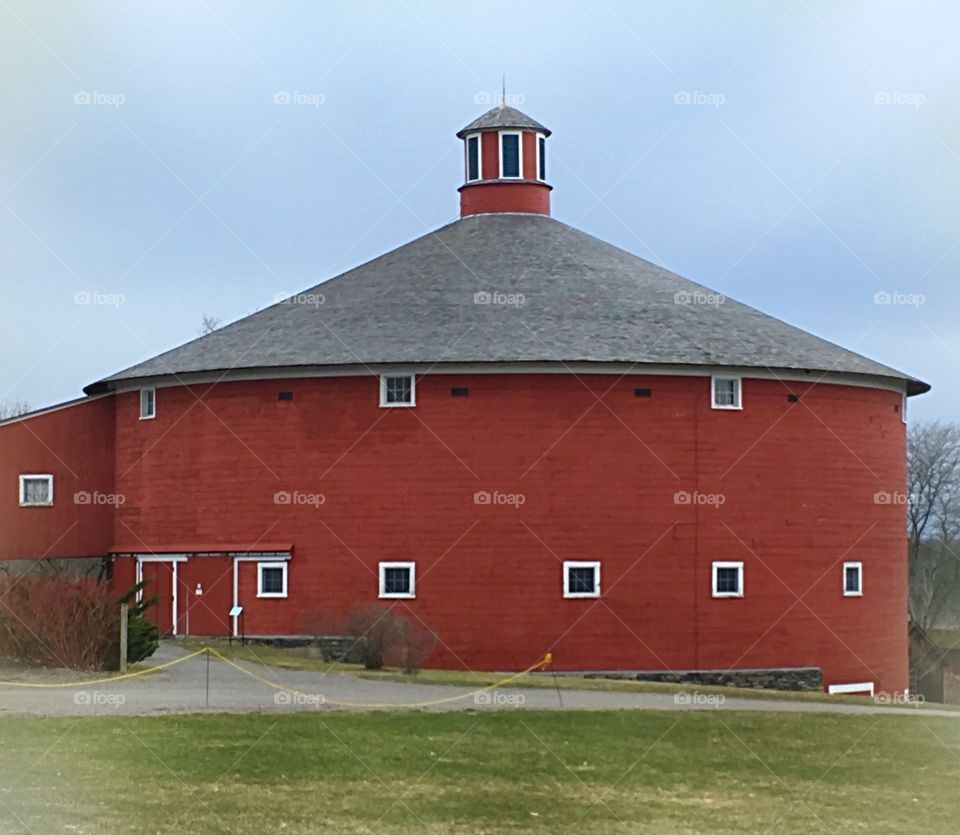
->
178;637;960;711
0;711;958;833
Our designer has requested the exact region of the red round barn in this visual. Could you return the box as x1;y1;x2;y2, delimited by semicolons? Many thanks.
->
0;102;929;695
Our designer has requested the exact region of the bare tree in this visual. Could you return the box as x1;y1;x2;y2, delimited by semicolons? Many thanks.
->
907;421;960;629
199;315;221;335
0;400;32;420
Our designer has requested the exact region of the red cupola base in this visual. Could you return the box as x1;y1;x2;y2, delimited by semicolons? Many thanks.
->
459;180;552;217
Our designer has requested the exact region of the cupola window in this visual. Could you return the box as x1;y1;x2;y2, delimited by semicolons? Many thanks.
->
466;134;481;182
499;132;521;178
537;133;546;181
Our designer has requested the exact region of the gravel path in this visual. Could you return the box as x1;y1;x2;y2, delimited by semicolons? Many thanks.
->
0;643;956;718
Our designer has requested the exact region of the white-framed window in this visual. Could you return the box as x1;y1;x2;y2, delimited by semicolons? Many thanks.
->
901;393;908;425
843;561;863;597
257;561;288;598
499;130;522;179
711;376;742;410
19;474;53;507
380;374;416;407
712;561;743;598
379;561;416;598
563;561;601;598
536;132;546;181
465;133;482;182
140;387;156;420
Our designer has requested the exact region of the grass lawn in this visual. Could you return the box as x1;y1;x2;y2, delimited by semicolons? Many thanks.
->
0;711;958;833
180;637;960;712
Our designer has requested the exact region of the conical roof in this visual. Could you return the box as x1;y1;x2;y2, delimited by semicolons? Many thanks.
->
456;103;550;137
86;213;928;395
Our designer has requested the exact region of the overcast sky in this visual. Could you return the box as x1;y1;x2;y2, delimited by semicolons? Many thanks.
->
1;1;957;421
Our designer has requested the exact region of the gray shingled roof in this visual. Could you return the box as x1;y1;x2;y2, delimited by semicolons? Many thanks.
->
86;213;928;395
456;104;551;138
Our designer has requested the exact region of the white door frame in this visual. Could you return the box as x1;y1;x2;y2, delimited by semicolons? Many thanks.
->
135;555;188;636
231;553;292;637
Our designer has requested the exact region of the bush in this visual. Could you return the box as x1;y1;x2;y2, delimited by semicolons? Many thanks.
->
345;606;436;672
117;581;160;665
0;576;158;670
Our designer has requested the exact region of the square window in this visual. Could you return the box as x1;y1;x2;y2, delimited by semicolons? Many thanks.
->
563;561;600;598
380;374;415;407
140;387;156;420
257;562;288;598
712;562;743;597
19;474;53;507
843;562;862;596
379;562;415;598
500;132;521;178
711;376;741;410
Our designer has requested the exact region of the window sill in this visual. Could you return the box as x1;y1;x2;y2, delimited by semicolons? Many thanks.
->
379;593;416;599
256;592;287;599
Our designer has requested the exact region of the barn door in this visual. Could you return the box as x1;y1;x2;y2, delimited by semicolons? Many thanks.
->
137;559;177;636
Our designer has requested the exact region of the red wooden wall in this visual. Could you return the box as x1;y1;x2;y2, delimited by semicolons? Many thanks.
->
100;372;908;691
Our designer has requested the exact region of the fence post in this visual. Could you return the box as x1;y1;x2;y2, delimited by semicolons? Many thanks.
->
119;603;129;674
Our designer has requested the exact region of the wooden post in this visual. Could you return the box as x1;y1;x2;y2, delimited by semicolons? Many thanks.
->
119;603;129;674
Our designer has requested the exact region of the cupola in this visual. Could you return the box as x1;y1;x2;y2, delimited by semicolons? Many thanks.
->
456;103;552;217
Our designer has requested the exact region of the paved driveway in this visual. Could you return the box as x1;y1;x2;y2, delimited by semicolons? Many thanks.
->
0;643;955;718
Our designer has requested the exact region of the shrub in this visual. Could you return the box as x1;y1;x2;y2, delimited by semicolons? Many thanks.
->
344;606;436;672
116;581;159;665
0;575;157;670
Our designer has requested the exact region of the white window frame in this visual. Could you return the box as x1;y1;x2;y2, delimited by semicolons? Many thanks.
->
18;474;54;507
139;387;156;420
843;561;863;597
712;561;744;598
256;561;288;598
535;132;546;181
465;132;482;182
379;561;416;599
563;560;601;599
498;130;523;179
901;393;908;425
711;375;742;410
379;374;416;408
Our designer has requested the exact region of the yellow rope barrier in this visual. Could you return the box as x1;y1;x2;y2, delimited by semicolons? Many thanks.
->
0;648;209;689
0;646;552;709
207;647;551;709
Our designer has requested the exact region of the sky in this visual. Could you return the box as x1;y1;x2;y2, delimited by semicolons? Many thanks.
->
1;1;957;421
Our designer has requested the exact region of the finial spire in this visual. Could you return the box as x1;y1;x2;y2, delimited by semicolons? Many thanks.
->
501;73;506;106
